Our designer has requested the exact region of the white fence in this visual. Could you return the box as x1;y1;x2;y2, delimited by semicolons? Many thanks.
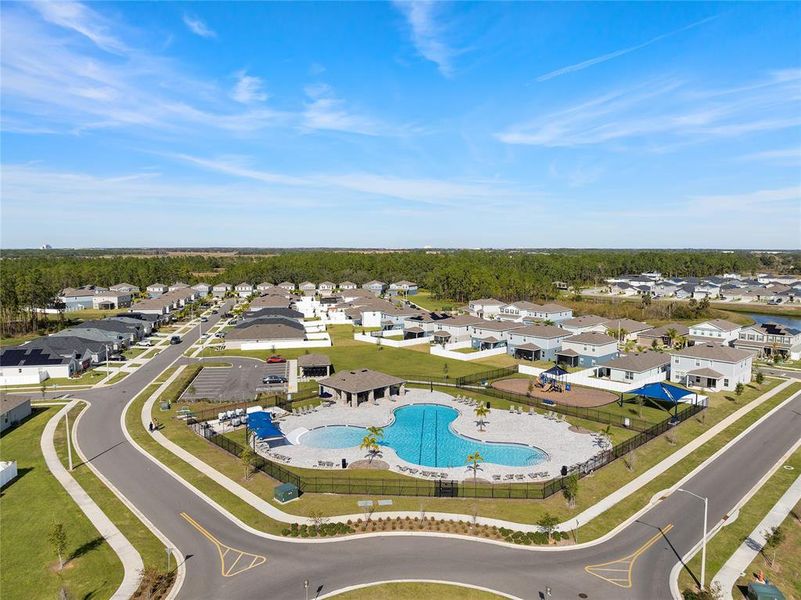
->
516;364;667;393
352;333;428;348
0;461;17;488
230;334;332;351
430;344;508;362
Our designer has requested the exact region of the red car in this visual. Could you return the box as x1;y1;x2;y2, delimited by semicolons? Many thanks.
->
266;355;286;364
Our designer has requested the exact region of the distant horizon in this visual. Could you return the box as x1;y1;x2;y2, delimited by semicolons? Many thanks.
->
3;246;800;252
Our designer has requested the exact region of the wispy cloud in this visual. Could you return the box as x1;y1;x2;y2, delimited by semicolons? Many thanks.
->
535;16;717;82
30;1;127;53
230;70;268;104
393;1;457;77
737;147;801;167
302;83;382;136
497;70;801;148
691;186;801;211
182;13;216;39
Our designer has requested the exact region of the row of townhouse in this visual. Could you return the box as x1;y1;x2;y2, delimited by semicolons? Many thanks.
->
0;312;160;385
210;280;418;299
59;285;135;311
130;286;203;316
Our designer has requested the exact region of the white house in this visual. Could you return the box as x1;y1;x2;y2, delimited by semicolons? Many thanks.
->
192;283;211;296
692;283;720;300
235;282;254;298
599;351;670;385
467;298;505;319
92;290;132;310
278;281;296;292
560;315;608;335
669;343;753;391
362;280;386;296
558;332;619;368
603;318;653;343
318;282;336;295
110;283;139;294
430;315;484;344
212;283;232;298
689;319;741;346
388;281;418;296
530;303;573;323
146;283;167;297
168;282;190;292
0;347;78;386
497;301;541;321
339;281;357;291
256;282;274;293
299;282;317;296
506;324;572;361
59;287;100;310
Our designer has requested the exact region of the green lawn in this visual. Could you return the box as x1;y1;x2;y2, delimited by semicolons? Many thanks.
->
0;408;122;600
197;325;494;382
409;290;459;312
123;347;147;359
106;372;129;385
678;448;801;596
736;500;801;600
0;332;42;347
331;582;504;599
54;404;175;595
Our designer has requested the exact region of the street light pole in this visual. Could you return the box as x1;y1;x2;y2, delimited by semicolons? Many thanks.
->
677;488;708;589
304;579;309;600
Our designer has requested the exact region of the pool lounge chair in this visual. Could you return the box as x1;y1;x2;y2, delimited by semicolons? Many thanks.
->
492;474;501;481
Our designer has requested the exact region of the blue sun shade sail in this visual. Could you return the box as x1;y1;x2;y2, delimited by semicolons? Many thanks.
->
625;382;693;405
543;366;569;378
248;411;284;440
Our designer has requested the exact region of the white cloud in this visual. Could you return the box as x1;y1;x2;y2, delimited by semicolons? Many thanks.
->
393;1;456;77
30;1;127;53
497;71;801;148
535;16;717;82
691;186;801;211
182;13;216;38
301;83;381;136
738;148;801;167
231;70;268;104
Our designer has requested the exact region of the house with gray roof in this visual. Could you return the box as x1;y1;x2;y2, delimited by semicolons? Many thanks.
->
224;317;307;350
362;280;386;296
597;351;670;385
192;283;211;296
212;283;232;298
388;280;418;296
235;282;254;298
669;343;753;391
735;322;801;360
469;320;526;350
560;315;609;335
558;332;619;368
688;319;742;346
0;347;78;385
110;283;139;294
318;368;405;407
506;324;572;361
146;283;167;298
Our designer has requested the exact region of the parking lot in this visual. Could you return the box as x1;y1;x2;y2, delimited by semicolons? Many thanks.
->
180;360;289;402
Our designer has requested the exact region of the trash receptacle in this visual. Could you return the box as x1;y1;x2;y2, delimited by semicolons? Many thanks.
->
274;482;299;503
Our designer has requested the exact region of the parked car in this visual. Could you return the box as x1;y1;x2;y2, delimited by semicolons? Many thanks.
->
214;332;226;338
262;375;288;385
139;339;153;347
211;309;219;314
200;316;209;322
170;335;182;345
266;355;286;363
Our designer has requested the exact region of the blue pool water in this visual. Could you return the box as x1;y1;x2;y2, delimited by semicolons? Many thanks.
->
300;404;546;468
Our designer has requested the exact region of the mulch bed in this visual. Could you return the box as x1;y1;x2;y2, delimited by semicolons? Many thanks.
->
492;377;617;408
348;459;389;470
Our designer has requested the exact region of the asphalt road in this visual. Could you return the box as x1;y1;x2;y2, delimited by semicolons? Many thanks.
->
57;307;801;600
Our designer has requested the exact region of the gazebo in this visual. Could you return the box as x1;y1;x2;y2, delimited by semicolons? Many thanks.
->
297;353;333;379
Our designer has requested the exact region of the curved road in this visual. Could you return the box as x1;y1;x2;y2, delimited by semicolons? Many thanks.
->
34;308;801;599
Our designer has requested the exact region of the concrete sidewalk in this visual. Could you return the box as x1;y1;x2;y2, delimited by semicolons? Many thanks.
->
41;400;144;600
141;374;795;534
713;473;801;600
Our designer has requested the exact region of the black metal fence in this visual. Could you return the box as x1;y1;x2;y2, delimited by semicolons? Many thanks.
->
190;390;705;500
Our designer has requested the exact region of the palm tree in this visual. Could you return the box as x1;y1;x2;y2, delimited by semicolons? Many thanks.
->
360;434;380;462
665;327;678;348
474;404;489;432
366;426;384;441
466;451;483;482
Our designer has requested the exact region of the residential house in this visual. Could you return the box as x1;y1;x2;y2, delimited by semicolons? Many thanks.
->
338;281;357;291
597;351;670;385
692;283;720;300
609;282;637;296
530;303;573;323
59;286;99;310
735;323;801;360
469;320;526;350
467;298;505;319
558;332;618;368
168;282;189;292
224;317;307;350
109;315;155;336
129;297;170;316
256;282;274;293
278;281;296;292
0;347;79;385
651;283;679;298
669;344;753;391
603;318;653;342
51;327;127;351
497;301;543;321
637;323;689;348
235;282;254;298
249;295;291;311
92;290;132;310
192;283;211;296
241;308;305;324
430;315;484;344
146;283;167;298
1;397;31;433
688;319;741;346
24;335;100;368
401;313;439;339
212;283;232;298
506;324;572;361
77;319;143;343
388;280;418;296
674;284;696;300
110;283;139;294
560;315;608;335
299;282;317;296
318;282;336;296
362;280;386;296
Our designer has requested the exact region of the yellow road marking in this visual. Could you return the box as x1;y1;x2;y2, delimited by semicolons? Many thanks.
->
585;523;674;589
180;512;266;577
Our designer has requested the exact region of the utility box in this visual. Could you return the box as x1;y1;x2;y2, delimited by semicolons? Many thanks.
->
747;583;785;600
274;482;299;503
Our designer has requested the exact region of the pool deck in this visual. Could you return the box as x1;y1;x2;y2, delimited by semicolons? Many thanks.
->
262;389;608;482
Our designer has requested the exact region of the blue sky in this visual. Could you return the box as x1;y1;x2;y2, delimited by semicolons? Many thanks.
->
1;1;799;249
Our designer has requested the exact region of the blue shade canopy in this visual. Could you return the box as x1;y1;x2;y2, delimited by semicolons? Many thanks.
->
625;382;693;404
543;366;569;377
248;411;284;440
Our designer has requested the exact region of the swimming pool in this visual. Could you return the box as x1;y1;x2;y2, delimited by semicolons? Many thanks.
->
299;404;547;468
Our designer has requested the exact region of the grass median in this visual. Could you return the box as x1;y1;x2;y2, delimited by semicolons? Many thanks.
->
331;582;505;599
0;407;122;600
677;448;800;596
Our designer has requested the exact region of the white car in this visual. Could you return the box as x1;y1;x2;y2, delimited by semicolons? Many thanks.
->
139;339;153;347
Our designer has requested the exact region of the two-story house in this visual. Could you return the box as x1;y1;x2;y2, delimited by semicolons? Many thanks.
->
735;322;801;360
558;332;618;368
669;343;753;391
235;282;254;298
688;319;741;346
506;324;572;361
467;298;505;319
469;321;526;350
